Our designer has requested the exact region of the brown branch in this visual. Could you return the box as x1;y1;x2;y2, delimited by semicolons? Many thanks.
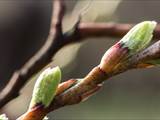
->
130;40;160;65
59;22;160;49
48;67;107;111
82;22;160;39
19;39;160;120
47;40;160;111
0;0;65;108
1;1;160;110
18;66;107;120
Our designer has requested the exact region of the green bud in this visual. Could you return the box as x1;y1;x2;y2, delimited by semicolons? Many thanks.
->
120;21;157;55
0;114;8;120
29;66;61;109
100;21;157;73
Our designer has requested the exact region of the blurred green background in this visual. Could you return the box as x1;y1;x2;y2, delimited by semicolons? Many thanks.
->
0;0;160;119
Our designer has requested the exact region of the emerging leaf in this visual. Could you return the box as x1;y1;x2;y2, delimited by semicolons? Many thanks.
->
120;21;157;55
100;21;157;73
29;67;61;109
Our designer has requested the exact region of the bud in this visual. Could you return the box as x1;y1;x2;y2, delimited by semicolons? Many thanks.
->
29;67;61;109
120;21;156;55
0;114;8;120
100;21;157;73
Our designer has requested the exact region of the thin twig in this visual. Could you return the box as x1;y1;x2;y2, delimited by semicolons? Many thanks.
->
77;23;160;39
130;40;160;65
0;0;65;108
60;22;160;47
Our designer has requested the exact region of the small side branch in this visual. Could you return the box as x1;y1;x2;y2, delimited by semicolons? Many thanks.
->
76;22;160;40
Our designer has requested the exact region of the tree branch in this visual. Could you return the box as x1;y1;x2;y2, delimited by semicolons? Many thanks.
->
46;39;160;112
65;22;160;42
0;0;65;108
1;0;160;110
19;38;160;120
130;40;160;66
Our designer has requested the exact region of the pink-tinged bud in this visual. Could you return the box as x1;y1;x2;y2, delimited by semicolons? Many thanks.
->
100;42;129;73
99;21;157;74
